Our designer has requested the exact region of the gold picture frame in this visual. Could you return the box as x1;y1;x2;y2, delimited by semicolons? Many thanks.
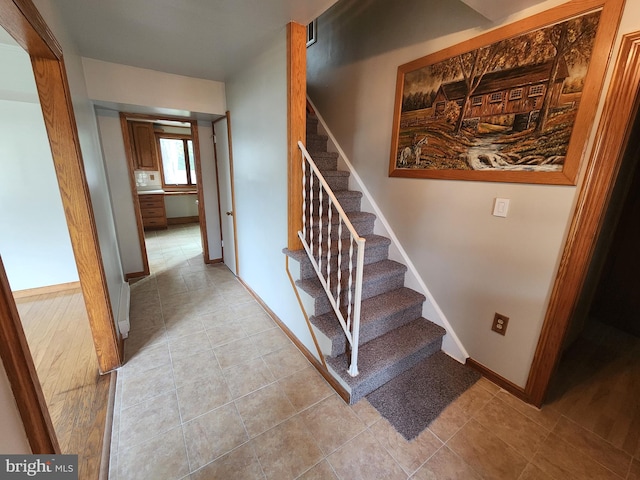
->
388;0;625;185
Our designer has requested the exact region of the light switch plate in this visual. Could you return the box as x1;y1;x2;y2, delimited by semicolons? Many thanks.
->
493;198;510;217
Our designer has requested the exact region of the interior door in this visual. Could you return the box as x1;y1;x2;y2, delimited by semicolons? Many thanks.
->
214;114;238;275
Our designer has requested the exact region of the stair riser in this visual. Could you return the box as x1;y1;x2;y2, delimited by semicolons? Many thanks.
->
305;175;349;191
348;337;443;404
305;216;375;239
311;156;338;171
312;270;406;316
306;138;328;151
307;196;361;213
296;243;390;280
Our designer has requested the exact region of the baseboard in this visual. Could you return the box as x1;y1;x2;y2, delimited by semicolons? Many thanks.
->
12;281;81;299
237;277;350;404
98;372;117;480
125;271;146;281
466;358;531;404
204;257;223;265
167;216;199;225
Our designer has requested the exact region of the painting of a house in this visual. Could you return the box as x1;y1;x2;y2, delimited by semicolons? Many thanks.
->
390;9;602;181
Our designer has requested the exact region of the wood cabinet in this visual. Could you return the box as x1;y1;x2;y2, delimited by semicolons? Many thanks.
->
129;121;159;171
138;194;167;229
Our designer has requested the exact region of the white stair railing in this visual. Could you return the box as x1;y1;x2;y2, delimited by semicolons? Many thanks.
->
298;140;365;376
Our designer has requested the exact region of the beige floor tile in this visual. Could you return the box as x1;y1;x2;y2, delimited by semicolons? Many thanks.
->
370;417;442;476
428;383;494;442
235;383;296;437
120;364;176;409
531;432;622;480
351;398;383;427
252;416;324;480
298;460;338;480
117;426;189;480
124;341;172;374
181;272;211;292
299;394;366;455
447;419;528;480
171;349;222;389
232;302;267;319
240;312;277;335
223;358;276;399
164;313;206;340
473;396;550;460
119;391;181;451
262;344;309;380
552;416;631;478
168;331;213;362
128;304;165;332
190;443;265;480
199;306;235;329
176;374;233;423
411;446;481;480
224;289;254;305
214;336;260;369
475;376;501;394
628;458;640;480
124;325;167;359
278;365;333;411
517;463;555;480
327;429;407;480
250;327;291;355
183;403;248;471
495;390;561;431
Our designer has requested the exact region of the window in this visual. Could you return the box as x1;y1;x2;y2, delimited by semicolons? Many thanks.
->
158;136;196;187
529;84;545;97
489;92;503;103
471;96;483;106
509;88;523;100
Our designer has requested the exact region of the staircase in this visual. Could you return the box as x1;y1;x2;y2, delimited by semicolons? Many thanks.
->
285;113;447;404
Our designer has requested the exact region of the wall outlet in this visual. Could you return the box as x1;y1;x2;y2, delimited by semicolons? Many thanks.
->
491;313;509;335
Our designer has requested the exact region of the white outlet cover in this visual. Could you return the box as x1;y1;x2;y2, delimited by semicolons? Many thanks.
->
493;198;510;217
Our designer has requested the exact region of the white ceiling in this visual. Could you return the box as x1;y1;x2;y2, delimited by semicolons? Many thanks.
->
52;0;339;81
48;0;550;83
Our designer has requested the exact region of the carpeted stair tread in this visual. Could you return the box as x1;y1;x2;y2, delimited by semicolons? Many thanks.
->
326;317;446;403
366;351;480;440
284;234;390;264
311;287;426;356
295;259;407;300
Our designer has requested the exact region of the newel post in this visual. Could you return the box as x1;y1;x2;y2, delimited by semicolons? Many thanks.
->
287;22;306;251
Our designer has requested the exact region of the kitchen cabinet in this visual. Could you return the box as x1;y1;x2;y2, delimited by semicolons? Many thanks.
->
130;121;159;171
138;194;167;229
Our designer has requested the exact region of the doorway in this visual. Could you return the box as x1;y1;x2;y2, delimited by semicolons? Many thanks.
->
120;114;211;278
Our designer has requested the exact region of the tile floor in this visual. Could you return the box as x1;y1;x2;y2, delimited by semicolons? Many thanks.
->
109;224;639;480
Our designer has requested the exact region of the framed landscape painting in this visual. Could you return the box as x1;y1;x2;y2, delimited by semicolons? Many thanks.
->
388;0;624;185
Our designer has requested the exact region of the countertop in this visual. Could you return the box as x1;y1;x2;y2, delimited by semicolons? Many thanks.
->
137;189;197;196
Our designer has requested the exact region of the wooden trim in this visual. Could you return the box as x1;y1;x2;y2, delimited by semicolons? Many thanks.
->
167;216;199;225
191;121;211;264
211;120;225;266
0;256;59;453
466;358;530;403
526;30;640;407
32;58;120;375
2;0;60;59
287;22;306;250
237;275;350;404
12;281;81;299
124;271;146;281
209;257;223;264
119;113;151;278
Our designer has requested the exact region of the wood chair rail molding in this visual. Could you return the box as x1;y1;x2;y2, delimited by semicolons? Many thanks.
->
526;30;640;406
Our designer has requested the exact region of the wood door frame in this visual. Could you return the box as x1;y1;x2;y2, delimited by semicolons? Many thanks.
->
526;31;640;406
0;0;122;451
212;111;240;275
120;113;211;271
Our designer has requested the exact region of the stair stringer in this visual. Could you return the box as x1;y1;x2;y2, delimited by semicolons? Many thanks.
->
308;97;468;363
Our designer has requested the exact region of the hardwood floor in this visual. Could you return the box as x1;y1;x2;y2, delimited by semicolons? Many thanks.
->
15;287;112;480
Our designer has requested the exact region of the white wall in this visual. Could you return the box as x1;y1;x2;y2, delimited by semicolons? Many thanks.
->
225;28;314;351
0;44;79;292
82;58;226;116
32;0;126;331
0;360;30;454
306;0;620;387
95;109;145;275
165;195;199;218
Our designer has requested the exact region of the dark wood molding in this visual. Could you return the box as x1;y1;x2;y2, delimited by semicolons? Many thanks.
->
191;121;211;264
287;22;306;250
237;276;350;404
526;30;640;407
167;216;200;225
124;271;146;282
466;358;530;403
2;0;60;59
12;281;81;299
0;256;59;453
